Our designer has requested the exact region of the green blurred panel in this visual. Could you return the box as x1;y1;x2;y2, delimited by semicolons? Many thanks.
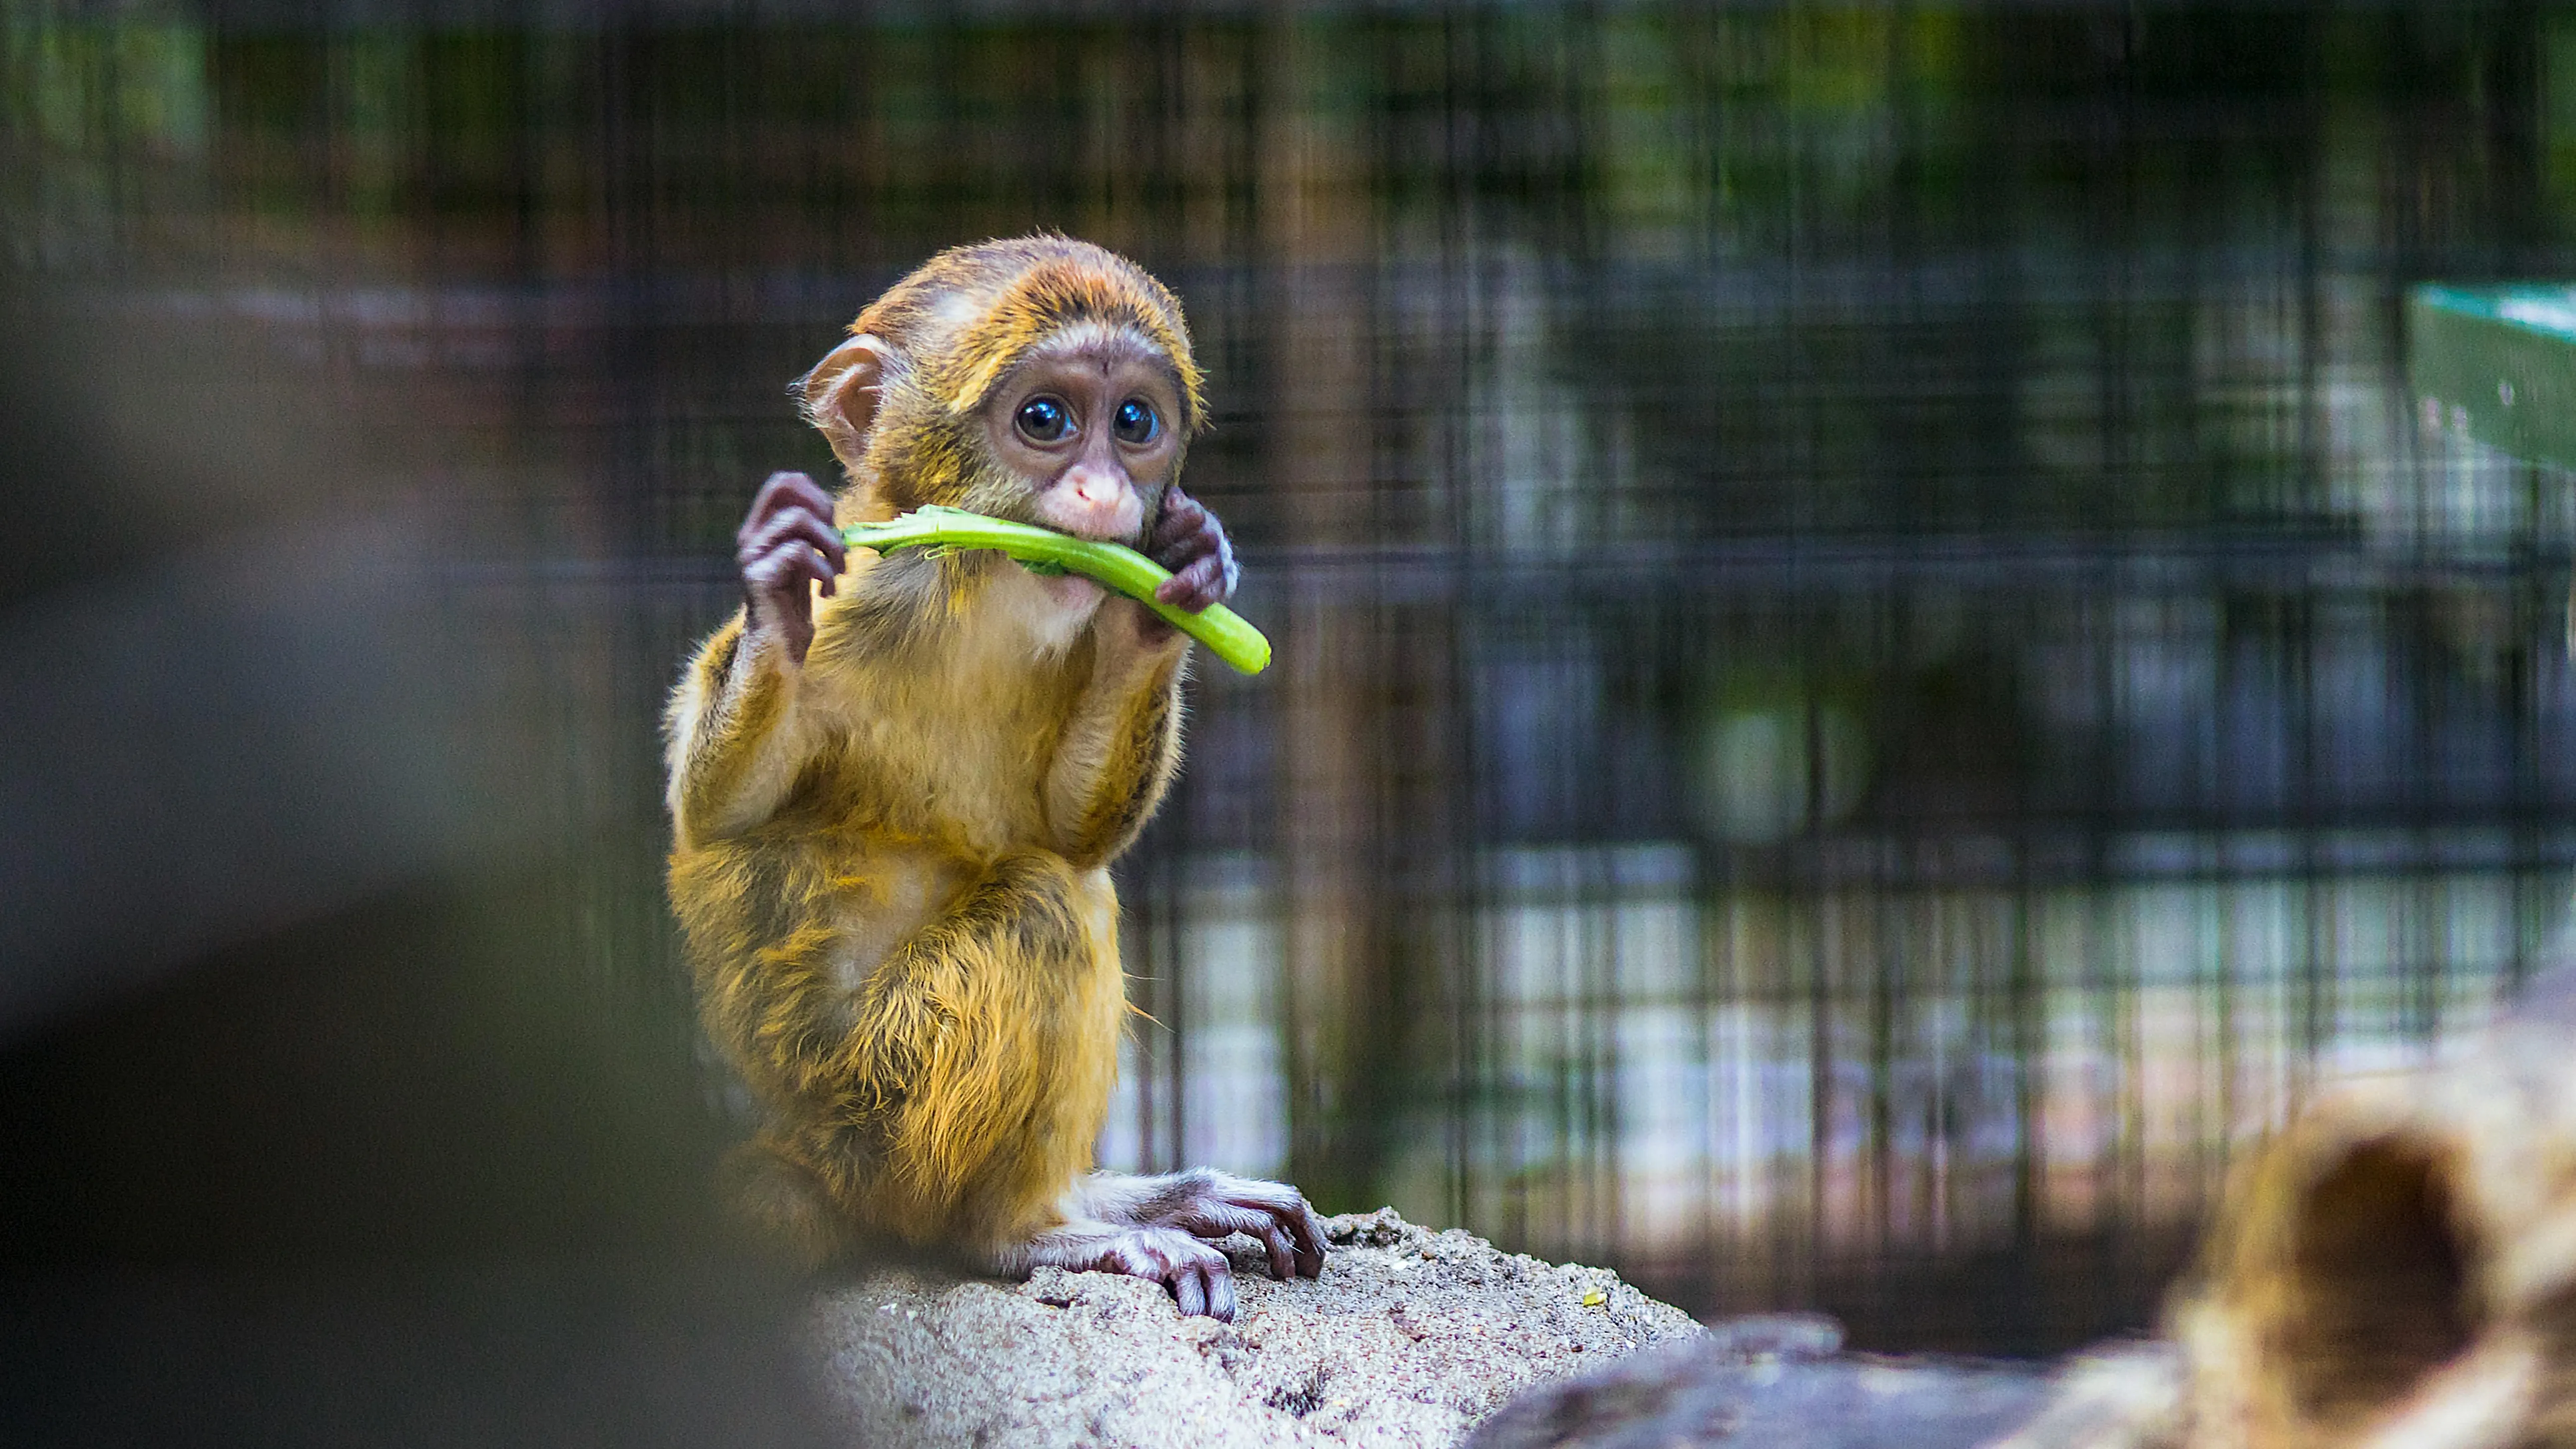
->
2411;284;2576;471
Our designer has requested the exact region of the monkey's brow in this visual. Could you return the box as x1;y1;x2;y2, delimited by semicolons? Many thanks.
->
1021;322;1169;369
1013;357;1184;409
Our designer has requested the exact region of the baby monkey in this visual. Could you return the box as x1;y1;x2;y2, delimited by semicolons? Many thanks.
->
665;237;1326;1318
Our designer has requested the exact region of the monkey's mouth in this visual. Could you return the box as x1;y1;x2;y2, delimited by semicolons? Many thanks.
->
1048;523;1145;547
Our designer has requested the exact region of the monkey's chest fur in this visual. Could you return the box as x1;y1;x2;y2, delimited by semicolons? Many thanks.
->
668;606;1135;1254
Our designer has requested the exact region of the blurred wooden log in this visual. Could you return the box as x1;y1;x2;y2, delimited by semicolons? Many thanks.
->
2001;973;2576;1449
1463;970;2576;1449
1475;970;2576;1449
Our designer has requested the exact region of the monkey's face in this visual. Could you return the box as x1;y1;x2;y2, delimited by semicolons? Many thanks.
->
976;336;1184;551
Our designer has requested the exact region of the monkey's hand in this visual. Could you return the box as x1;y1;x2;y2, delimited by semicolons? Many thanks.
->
1144;484;1237;616
1098;484;1235;656
737;470;847;665
1164;1173;1339;1287
1088;1169;1328;1282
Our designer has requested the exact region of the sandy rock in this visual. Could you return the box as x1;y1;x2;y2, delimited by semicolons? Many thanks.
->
802;1208;1704;1449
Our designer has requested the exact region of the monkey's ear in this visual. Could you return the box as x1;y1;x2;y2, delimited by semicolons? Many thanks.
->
795;333;889;470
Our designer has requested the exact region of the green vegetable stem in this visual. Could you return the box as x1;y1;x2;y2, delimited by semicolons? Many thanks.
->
840;505;1272;676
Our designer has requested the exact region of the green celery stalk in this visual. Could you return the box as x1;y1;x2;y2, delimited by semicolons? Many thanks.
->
840;505;1272;676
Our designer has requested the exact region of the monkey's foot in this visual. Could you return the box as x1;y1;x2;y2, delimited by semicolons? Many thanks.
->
1137;1170;1330;1283
1040;1226;1238;1320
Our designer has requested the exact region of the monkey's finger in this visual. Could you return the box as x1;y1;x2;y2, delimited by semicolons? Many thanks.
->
805;543;843;600
758;470;837;523
743;506;848;577
1171;1264;1208;1318
1150;512;1224;575
1181;1202;1285;1269
1154;553;1227;612
1155;482;1206;524
743;546;808;602
743;471;834;538
1152;524;1237;608
1203;1263;1238;1322
1284;1201;1329;1277
1254;1220;1299;1281
766;541;841;601
1150;489;1209;551
1217;1192;1324;1278
740;540;838;601
745;545;834;615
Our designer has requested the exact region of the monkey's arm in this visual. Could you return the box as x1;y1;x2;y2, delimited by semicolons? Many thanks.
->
1044;608;1187;868
664;612;816;845
667;471;847;845
1032;483;1235;864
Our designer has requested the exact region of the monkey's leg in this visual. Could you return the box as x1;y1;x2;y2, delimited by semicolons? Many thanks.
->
1076;1169;1331;1282
714;852;1125;1258
716;1133;857;1271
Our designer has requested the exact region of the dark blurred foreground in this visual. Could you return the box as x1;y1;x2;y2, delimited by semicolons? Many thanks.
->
8;5;2576;1440
0;286;836;1443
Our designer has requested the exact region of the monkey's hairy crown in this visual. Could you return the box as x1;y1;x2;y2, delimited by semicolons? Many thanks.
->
859;238;1207;431
842;506;1269;676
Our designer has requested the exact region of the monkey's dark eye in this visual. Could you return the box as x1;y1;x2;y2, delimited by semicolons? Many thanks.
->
1015;396;1071;442
1112;398;1159;445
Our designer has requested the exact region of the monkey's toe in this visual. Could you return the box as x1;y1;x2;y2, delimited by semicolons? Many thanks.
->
1088;1227;1237;1321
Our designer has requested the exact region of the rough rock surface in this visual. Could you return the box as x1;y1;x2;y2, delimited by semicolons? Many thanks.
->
803;1208;1703;1449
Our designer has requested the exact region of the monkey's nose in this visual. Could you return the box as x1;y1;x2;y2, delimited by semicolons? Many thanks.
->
1053;467;1142;540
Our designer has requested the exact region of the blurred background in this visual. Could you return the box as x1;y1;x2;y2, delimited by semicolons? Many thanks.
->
7;1;2576;1430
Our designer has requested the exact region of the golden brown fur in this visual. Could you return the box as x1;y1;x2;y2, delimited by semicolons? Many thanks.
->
663;240;1321;1309
667;610;1160;1259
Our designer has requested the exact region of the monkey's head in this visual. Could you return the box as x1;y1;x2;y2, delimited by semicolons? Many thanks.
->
796;236;1207;551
